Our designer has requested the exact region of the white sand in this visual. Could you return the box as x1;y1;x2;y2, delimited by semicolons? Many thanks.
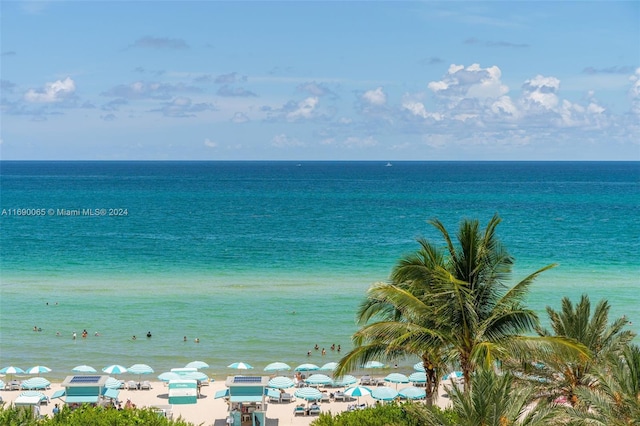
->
0;378;452;425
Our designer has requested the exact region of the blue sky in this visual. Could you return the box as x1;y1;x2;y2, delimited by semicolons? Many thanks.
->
1;1;639;160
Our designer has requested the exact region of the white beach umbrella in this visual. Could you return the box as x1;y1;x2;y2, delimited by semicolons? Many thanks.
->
413;361;426;372
294;387;323;401
185;361;209;370
105;377;123;389
264;362;291;372
408;372;427;384
158;372;182;382
268;376;295;389
102;364;128;375
128;364;154;375
344;385;372;404
294;363;320;372
26;365;51;376
319;362;338;371
227;362;253;370
72;365;97;373
0;366;25;375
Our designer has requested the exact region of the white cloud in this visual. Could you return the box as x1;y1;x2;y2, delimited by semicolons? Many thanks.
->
286;97;318;121
204;138;218;148
24;77;76;103
231;112;250;123
343;136;378;148
272;133;304;148
362;87;387;106
521;74;560;110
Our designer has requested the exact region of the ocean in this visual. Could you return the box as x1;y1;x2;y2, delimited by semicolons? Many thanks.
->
1;161;638;381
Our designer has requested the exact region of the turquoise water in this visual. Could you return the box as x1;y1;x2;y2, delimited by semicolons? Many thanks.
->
1;161;638;380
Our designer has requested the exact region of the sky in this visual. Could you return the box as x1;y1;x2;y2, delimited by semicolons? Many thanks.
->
1;1;639;161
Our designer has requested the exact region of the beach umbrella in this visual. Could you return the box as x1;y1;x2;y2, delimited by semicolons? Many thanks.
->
399;386;426;400
72;365;97;373
344;385;371;404
182;371;209;381
105;377;123;389
264;362;291;372
332;375;357;387
384;373;410;389
408;372;427;384
15;391;47;406
0;380;4;390
102;364;128;375
0;366;25;375
413;361;426;372
371;386;399;401
362;361;385;369
305;374;333;386
128;364;154;375
294;387;323;401
158;372;182;382
268;376;295;389
319;362;338;371
294;363;319;372
21;377;50;390
26;365;51;376
227;362;253;370
185;361;209;370
442;371;463;381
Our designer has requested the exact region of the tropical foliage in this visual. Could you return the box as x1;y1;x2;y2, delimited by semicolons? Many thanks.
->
336;214;574;394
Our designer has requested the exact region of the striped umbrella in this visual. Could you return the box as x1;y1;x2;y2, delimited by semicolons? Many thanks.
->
264;362;291;372
102;365;128;375
26;366;52;376
185;361;209;370
21;377;50;390
305;374;333;386
294;387;323;401
408;372;427;384
332;375;357;387
105;377;123;389
128;364;154;375
158;372;182;382
413;361;425;372
344;385;371;404
384;373;410;388
227;362;253;370
0;366;25;375
399;386;426;400
294;363;319;372
372;386;399;401
181;371;209;381
72;365;97;373
268;376;295;389
319;362;338;371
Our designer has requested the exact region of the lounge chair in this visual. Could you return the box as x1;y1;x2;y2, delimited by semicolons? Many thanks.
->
127;381;138;390
293;405;306;416
360;375;371;385
140;381;151;390
320;393;331;403
280;392;293;403
308;404;321;415
333;391;346;401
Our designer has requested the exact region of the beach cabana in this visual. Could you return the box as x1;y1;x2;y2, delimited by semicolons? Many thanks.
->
168;380;198;404
224;376;269;425
54;375;109;406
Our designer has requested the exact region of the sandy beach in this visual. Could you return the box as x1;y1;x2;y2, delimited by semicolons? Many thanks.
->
0;377;452;425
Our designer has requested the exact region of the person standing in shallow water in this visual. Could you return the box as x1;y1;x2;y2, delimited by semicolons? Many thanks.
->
146;331;152;338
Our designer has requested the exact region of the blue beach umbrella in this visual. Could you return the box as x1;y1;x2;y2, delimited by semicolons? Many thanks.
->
158;372;182;382
264;362;291;372
105;377;123;389
384;373;410;389
128;364;154;375
26;366;52;376
413;361;426;372
0;366;25;375
332;375;357;387
319;362;338;371
228;362;253;370
21;377;50;390
344;385;372;404
294;387;323;401
182;371;209;381
371;386;399;401
185;361;209;370
268;376;295;389
399;386;426;400
408;372;427;384
72;365;97;373
102;365;128;375
294;363;319;372
305;374;333;386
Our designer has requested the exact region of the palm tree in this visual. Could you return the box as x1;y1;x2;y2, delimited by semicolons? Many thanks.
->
337;214;577;394
566;343;640;425
413;368;560;426
534;295;636;405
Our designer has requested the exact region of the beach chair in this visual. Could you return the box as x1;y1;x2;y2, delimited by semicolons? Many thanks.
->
293;405;306;416
127;380;138;390
360;375;371;385
280;392;293;403
320;393;331;403
309;404;321;415
140;381;152;390
333;391;346;401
